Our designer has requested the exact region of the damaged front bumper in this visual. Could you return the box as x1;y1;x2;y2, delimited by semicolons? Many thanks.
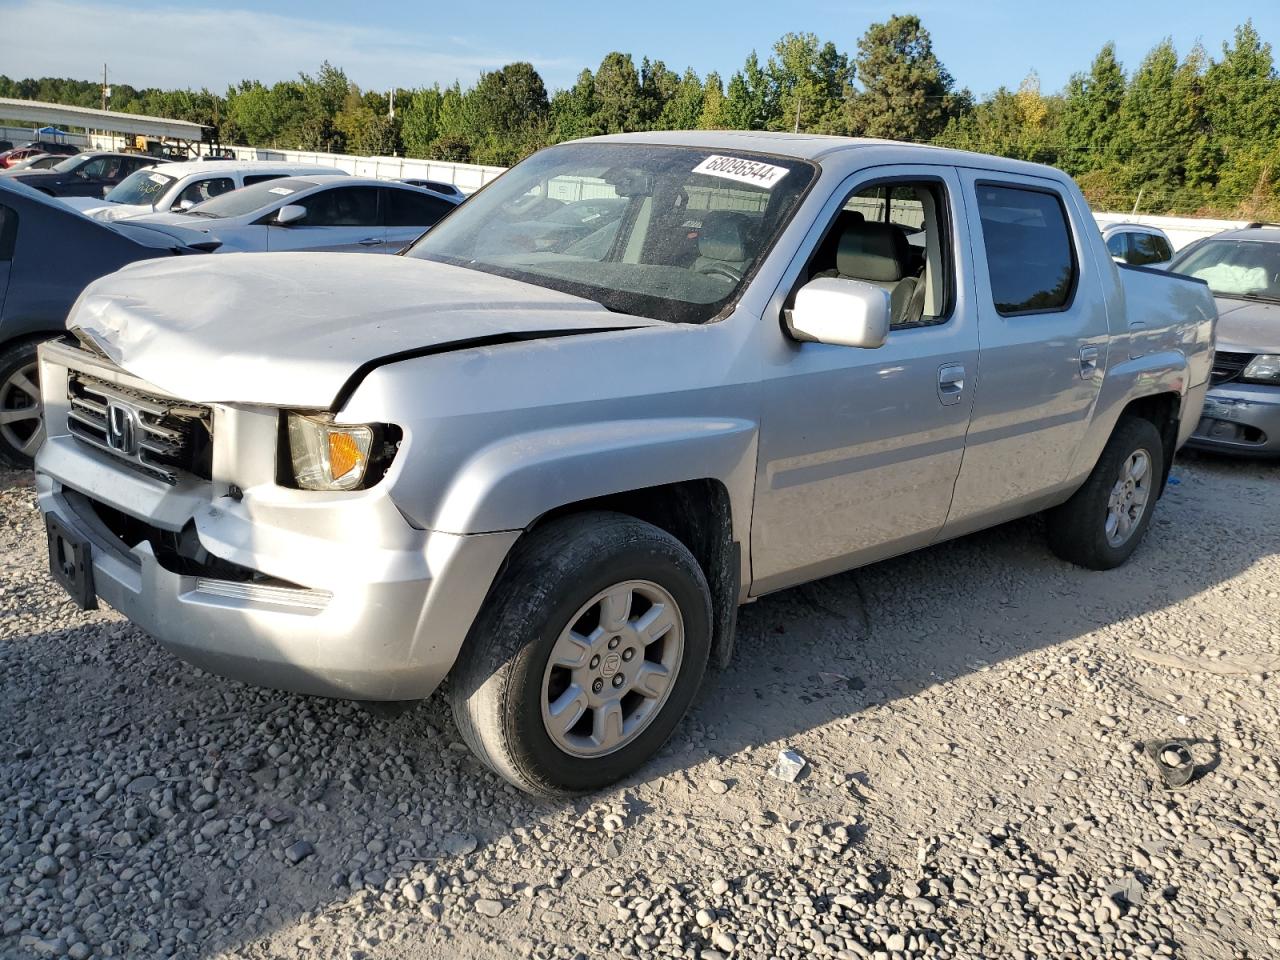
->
35;341;518;701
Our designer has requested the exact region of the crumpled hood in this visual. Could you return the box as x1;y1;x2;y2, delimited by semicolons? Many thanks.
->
71;253;657;407
1214;297;1280;354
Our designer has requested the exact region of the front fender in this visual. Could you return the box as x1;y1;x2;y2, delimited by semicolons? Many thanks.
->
429;417;759;538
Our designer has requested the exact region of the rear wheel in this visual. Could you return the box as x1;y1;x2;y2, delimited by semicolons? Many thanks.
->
0;340;46;468
449;511;712;797
1047;417;1164;570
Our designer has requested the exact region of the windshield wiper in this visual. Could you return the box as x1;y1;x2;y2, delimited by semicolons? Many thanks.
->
180;210;220;219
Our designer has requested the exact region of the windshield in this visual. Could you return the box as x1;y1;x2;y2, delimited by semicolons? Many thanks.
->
1172;238;1280;302
406;143;816;323
184;177;316;219
106;168;175;205
52;154;88;173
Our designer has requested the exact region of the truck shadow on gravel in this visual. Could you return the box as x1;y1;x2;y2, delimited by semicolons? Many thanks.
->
2;454;1278;958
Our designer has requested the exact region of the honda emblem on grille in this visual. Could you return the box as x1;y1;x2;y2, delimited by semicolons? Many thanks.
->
105;401;139;454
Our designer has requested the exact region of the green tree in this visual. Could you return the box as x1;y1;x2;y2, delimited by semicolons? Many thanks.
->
593;52;644;133
697;72;728;129
845;14;958;142
765;33;850;133
1112;40;1213;205
639;58;681;128
551;69;600;140
659;68;706;130
400;87;443;158
1057;42;1128;175
722;52;775;129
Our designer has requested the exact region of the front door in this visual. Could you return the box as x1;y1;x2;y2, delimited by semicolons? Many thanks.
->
941;171;1110;537
751;165;980;594
266;185;385;253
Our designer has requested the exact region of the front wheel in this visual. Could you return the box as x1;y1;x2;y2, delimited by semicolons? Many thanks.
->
0;340;46;468
1046;416;1164;570
449;511;712;797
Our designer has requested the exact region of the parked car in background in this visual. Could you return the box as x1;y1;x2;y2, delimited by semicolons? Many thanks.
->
5;153;65;171
61;161;347;221
1101;222;1175;268
1;152;168;197
131;176;460;253
0;141;79;168
0;181;213;466
1171;223;1280;456
34;133;1215;796
399;178;466;201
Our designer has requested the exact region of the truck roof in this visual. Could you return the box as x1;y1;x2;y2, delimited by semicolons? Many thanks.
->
580;130;1066;181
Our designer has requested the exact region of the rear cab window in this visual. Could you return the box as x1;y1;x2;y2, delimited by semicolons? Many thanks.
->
975;183;1078;315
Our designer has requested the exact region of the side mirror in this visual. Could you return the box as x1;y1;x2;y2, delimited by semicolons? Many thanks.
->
175;198;195;212
787;277;890;349
101;185;111;197
274;204;307;226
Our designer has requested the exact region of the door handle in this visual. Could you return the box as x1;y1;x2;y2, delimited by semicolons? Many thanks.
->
357;237;382;246
1079;345;1100;380
937;363;965;406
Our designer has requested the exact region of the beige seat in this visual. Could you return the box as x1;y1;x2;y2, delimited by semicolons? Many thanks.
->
834;221;921;326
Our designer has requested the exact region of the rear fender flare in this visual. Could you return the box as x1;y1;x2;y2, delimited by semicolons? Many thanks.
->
1067;350;1188;484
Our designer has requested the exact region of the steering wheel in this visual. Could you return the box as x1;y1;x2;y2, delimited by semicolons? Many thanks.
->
697;263;742;283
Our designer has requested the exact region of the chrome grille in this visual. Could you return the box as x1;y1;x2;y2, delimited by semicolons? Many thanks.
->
66;373;212;485
1210;351;1253;386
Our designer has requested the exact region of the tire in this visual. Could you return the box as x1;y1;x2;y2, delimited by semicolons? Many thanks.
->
449;511;712;797
1046;416;1164;570
0;339;47;469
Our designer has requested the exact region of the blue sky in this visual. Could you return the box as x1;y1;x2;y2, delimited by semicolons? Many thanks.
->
3;0;1278;97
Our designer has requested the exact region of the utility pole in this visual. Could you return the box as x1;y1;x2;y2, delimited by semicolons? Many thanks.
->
388;88;395;119
101;63;109;110
793;97;802;134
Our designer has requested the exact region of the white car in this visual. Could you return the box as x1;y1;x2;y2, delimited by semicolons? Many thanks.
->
60;160;347;221
1100;222;1175;269
129;175;461;254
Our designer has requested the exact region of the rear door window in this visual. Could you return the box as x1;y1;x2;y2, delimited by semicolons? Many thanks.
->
1131;232;1172;265
976;184;1077;315
385;189;454;228
243;174;286;187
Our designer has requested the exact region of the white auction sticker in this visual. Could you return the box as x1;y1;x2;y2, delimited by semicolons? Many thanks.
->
147;173;167;184
268;186;296;196
691;154;789;189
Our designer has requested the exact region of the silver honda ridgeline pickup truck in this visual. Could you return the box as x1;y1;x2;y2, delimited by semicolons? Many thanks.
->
36;133;1215;796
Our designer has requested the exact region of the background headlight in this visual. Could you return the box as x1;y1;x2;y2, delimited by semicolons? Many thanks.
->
284;413;399;491
1243;354;1280;383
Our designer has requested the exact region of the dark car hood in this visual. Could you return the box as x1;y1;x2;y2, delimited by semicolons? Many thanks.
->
1214;298;1280;354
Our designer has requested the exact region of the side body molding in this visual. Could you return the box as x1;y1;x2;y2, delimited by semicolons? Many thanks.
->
428;417;760;541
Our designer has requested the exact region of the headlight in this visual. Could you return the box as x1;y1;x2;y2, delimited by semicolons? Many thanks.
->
1243;354;1280;383
283;413;399;491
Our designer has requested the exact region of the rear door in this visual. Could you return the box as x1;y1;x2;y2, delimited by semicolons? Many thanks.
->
264;185;384;253
383;188;454;253
942;171;1110;537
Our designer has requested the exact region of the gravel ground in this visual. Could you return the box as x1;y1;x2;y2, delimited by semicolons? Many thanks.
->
2;452;1278;960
